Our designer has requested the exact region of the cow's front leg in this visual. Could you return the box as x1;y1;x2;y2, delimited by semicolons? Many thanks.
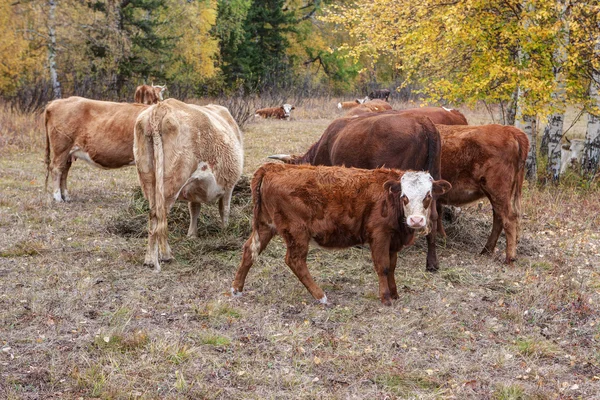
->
388;251;399;300
370;239;393;306
426;200;440;272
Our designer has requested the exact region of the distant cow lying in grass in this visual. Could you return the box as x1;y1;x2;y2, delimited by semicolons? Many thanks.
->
337;97;369;109
255;104;295;120
345;99;392;116
134;84;166;105
231;163;451;305
134;99;244;271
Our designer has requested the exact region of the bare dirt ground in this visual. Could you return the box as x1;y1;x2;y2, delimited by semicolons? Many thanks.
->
1;103;600;399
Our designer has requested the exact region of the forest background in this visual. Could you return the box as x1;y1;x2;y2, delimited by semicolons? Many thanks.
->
1;0;599;180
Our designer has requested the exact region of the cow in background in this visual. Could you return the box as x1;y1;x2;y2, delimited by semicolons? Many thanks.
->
436;124;529;264
268;112;445;272
255;104;295;120
134;99;244;271
134;84;166;105
231;164;451;305
44;97;148;202
397;107;468;125
345;99;393;116
560;138;585;175
368;89;391;101
337;97;369;110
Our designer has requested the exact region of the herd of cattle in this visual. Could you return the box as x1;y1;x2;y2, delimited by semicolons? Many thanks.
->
44;84;536;305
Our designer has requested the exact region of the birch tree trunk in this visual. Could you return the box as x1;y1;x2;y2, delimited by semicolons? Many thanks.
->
47;0;61;99
542;0;570;182
582;30;600;177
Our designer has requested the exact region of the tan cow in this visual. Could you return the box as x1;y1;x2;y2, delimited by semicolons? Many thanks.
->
44;96;149;202
134;99;244;271
134;84;166;105
345;99;393;117
337;97;369;110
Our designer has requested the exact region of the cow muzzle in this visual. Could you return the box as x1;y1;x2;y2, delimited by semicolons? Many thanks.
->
407;215;427;230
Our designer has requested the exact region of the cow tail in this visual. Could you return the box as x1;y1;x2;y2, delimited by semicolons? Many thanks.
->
249;166;267;259
44;107;52;192
149;103;169;257
512;128;530;222
424;117;442;180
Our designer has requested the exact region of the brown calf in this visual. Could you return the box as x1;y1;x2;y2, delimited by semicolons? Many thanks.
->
231;164;450;305
255;104;295;120
345;99;392;117
44;97;148;201
269;112;444;272
436;124;529;263
134;84;166;105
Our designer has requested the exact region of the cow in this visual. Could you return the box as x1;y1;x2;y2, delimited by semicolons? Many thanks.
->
337;97;369;110
134;84;166;105
255;104;295;120
134;99;244;271
397;107;468;125
44;96;149;202
345;99;393;117
560;138;585;175
435;124;529;264
368;89;391;101
231;164;451;306
268;112;445;272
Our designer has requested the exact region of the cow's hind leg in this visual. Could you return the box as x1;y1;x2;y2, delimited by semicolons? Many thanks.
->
187;202;201;237
481;209;503;257
219;186;234;228
50;152;72;202
231;224;274;296
59;157;73;201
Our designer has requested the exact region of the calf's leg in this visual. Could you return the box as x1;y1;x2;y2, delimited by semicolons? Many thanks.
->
370;239;393;306
231;224;274;296
388;251;399;300
425;200;440;272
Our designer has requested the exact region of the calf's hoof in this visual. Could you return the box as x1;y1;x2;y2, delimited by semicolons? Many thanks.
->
231;287;243;297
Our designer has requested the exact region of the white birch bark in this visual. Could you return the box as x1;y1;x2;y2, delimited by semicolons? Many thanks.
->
543;0;570;182
583;40;600;176
47;0;61;99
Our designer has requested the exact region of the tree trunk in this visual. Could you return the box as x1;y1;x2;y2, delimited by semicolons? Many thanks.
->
542;0;570;182
48;0;61;99
583;36;600;177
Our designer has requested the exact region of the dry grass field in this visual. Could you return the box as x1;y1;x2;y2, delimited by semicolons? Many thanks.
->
1;99;600;399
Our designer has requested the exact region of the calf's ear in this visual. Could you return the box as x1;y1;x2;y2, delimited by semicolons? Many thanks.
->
291;106;296;110
432;180;452;196
383;180;402;194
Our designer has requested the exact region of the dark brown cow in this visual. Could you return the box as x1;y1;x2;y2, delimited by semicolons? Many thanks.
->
397;107;468;125
134;84;165;105
345;99;392;117
44;97;149;202
255;104;295;120
436;124;529;263
268;112;444;272
368;89;391;101
231;164;451;305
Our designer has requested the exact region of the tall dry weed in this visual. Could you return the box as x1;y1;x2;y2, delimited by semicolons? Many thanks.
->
0;102;44;154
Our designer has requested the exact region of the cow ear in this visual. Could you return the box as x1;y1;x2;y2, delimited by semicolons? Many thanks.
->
432;180;452;196
291;106;296;110
384;180;402;194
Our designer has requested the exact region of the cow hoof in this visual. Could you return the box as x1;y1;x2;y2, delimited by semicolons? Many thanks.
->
160;256;173;263
318;294;328;305
381;298;392;307
390;291;399;300
425;264;439;273
231;287;243;297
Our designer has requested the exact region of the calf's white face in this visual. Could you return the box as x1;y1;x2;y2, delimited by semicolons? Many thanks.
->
282;104;295;117
398;172;451;232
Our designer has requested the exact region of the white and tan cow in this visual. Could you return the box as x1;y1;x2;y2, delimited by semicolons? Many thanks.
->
560;138;585;175
134;99;244;271
337;97;369;110
134;84;166;105
44;96;149;202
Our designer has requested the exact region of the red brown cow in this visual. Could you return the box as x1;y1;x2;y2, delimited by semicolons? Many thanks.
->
345;99;392;117
134;84;166;105
397;107;468;125
255;104;295;120
231;164;451;305
436;124;529;263
268;112;444;272
44;97;149;202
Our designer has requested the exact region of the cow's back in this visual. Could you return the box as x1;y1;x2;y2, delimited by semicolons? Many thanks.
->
397;107;468;125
